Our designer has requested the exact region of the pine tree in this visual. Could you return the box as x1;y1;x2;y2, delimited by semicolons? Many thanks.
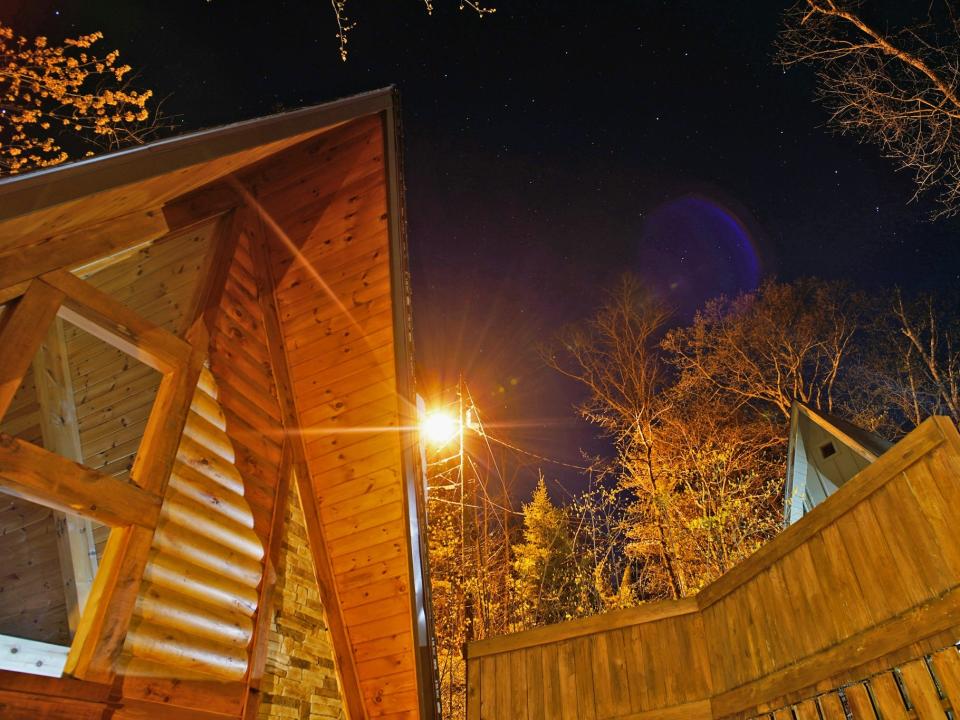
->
512;477;590;627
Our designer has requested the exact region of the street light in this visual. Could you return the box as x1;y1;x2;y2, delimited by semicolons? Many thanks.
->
421;410;460;448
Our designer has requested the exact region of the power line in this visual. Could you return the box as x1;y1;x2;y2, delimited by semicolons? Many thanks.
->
480;431;594;472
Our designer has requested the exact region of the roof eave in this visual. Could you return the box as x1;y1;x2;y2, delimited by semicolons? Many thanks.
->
0;86;395;222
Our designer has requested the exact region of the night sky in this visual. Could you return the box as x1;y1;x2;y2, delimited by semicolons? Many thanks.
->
8;0;960;498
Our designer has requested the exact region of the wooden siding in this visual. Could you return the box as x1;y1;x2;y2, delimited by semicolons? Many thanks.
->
466;416;960;720
0;494;70;644
0;360;70;644
0;96;421;719
68;223;215;486
0;128;326;259
259;116;421;719
209;230;286;547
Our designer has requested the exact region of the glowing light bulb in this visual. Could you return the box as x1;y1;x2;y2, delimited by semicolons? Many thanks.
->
421;411;459;447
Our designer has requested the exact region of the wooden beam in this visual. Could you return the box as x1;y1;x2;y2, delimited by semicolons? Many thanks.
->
241;441;293;720
40;270;191;373
70;237;160;280
0;280;65;419
131;321;210;495
0;208;169;293
0;434;161;527
163;182;240;233
67;322;210;682
64;525;155;684
33;317;99;634
0;635;69;679
0;687;106;720
246;210;368;720
178;210;243;337
0;281;30;306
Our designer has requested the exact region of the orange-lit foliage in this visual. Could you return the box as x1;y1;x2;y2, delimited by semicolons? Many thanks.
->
0;23;153;174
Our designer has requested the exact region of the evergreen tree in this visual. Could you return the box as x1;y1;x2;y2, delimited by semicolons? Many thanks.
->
512;477;590;626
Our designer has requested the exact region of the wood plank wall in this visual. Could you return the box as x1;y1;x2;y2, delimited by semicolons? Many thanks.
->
68;223;214;488
0;369;70;644
0;490;70;644
466;417;960;720
208;230;286;545
0;227;214;646
256;115;422;718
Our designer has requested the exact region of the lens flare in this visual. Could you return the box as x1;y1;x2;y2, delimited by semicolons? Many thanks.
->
421;411;459;447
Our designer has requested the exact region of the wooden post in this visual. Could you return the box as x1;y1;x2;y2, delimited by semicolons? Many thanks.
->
178;210;243;338
0;281;65;419
241;441;293;720
32;317;99;635
64;323;207;682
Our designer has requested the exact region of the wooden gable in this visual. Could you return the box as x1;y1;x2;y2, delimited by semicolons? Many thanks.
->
0;88;433;720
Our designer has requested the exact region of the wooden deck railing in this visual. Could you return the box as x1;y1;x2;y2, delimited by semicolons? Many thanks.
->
465;416;960;719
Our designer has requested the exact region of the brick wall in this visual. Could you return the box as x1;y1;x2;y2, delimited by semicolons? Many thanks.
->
258;486;344;720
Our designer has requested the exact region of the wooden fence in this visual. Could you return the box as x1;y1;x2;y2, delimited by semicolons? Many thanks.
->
465;416;960;720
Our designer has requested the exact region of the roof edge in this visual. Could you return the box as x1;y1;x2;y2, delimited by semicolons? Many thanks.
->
0;86;395;221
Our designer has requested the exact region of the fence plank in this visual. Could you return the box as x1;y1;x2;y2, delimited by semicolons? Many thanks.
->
898;660;944;719
623;625;647;714
818;692;846;720
843;683;877;719
572;637;597;720
539;642;560;720
794;698;819;720
525;646;545;720
605;626;631;714
466;653;481;720
867;488;932;608
510;650;528;720
479;655;497;720
930;647;960;709
493;651;511;719
869;673;909;720
591;632;615;719
903;459;960;577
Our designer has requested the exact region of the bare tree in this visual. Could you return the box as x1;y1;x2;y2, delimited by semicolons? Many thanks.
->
654;387;784;587
544;275;788;600
663;279;866;420
778;1;960;217
330;0;495;61
544;275;687;599
893;289;960;421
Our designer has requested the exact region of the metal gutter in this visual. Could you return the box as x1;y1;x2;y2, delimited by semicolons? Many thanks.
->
383;88;441;719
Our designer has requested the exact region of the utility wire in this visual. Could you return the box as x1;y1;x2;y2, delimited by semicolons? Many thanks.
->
465;454;522;517
480;431;593;472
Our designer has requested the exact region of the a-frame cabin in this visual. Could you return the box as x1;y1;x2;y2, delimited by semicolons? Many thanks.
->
0;87;436;719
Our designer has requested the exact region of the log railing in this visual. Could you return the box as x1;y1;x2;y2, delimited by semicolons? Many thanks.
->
465;416;960;720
